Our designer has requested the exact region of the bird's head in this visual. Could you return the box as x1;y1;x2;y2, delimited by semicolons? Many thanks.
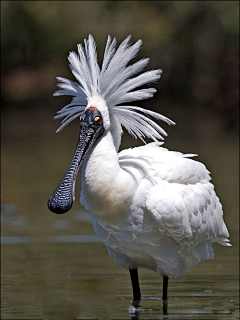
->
48;34;175;214
80;106;104;130
85;95;111;131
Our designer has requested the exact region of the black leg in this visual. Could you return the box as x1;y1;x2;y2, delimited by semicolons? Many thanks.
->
162;275;168;315
162;275;168;300
129;268;141;304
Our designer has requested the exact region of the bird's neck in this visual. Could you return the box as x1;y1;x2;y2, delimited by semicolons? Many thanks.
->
81;129;136;224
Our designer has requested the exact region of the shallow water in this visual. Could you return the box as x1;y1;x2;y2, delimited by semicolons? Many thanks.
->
1;240;239;319
1;111;239;319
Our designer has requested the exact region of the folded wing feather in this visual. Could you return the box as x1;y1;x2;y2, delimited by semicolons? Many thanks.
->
119;142;231;247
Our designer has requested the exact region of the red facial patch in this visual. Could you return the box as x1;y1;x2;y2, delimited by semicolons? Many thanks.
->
88;106;97;110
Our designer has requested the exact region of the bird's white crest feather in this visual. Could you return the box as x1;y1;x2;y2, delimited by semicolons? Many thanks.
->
54;34;175;140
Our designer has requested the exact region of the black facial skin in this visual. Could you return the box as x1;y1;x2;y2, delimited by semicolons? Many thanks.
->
48;107;104;214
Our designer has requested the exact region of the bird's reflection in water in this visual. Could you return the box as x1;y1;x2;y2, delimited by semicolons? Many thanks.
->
129;297;168;320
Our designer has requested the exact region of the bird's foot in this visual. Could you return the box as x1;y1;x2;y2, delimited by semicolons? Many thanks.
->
129;301;141;318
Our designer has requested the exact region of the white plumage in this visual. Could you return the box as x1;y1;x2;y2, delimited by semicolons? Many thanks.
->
86;141;230;278
51;35;231;293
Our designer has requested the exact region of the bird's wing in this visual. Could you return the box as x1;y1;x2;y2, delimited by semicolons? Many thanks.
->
119;141;199;184
145;177;231;246
119;142;231;247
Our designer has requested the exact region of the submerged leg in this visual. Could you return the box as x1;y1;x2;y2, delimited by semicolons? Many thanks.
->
162;275;169;315
129;268;141;306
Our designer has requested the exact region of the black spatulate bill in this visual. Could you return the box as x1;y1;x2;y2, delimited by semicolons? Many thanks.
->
48;108;104;214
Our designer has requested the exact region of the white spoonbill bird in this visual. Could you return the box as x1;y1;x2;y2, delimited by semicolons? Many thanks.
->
48;35;231;308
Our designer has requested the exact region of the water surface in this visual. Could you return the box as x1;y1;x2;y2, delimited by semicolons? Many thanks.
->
1;111;239;319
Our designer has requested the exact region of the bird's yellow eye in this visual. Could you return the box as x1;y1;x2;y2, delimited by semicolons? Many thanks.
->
79;116;82;121
94;116;100;122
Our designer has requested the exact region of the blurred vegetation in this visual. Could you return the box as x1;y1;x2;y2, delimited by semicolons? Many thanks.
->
1;1;239;133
